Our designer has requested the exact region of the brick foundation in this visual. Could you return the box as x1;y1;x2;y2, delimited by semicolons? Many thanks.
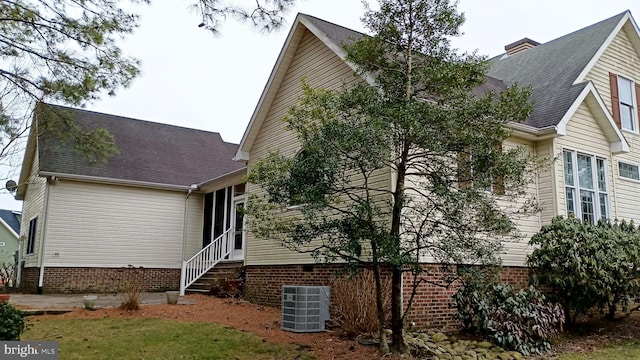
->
244;264;348;306
401;265;528;329
245;263;529;329
20;267;181;294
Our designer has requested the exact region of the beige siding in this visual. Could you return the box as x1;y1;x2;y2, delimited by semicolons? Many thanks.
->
555;102;615;217
585;27;640;116
500;137;540;266
536;138;556;225
42;180;203;268
585;27;640;222
20;153;47;267
246;29;388;266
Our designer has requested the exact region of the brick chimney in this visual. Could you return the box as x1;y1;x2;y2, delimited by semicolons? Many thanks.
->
504;38;540;56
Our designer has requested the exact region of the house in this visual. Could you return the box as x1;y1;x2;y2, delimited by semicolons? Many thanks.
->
0;209;20;286
16;104;247;293
234;11;640;327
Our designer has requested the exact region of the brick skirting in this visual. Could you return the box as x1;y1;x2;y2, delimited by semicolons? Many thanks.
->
245;264;529;329
20;267;181;294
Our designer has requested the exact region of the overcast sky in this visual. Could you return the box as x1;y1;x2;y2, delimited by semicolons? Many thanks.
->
1;0;639;211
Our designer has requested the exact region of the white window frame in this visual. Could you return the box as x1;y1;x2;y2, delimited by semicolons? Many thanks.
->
563;150;610;224
618;75;638;133
618;160;640;182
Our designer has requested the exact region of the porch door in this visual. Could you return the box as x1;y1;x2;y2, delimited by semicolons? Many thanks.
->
231;198;245;260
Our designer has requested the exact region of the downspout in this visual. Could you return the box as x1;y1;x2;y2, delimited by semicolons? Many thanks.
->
37;176;55;293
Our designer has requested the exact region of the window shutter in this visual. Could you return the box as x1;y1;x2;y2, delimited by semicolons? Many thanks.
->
610;72;621;128
492;142;505;195
457;152;471;190
635;82;640;125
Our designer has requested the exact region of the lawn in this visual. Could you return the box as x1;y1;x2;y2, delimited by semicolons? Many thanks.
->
22;317;313;360
559;342;640;360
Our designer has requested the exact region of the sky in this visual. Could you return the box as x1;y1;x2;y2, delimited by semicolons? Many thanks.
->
0;0;639;211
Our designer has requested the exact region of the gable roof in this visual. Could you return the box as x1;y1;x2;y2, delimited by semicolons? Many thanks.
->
18;104;245;198
0;210;20;237
237;11;638;161
488;11;629;129
235;14;366;161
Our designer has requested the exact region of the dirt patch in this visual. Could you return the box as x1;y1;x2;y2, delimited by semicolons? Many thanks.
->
27;294;640;359
30;294;381;360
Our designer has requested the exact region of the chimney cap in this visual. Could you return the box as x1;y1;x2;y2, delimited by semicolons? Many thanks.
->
504;37;541;52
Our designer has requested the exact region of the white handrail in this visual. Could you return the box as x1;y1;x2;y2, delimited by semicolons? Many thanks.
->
180;227;234;295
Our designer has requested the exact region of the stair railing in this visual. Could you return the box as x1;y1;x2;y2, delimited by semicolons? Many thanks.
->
180;227;234;295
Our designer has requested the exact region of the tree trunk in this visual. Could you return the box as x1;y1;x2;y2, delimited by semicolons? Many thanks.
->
372;261;390;354
389;142;410;353
391;263;407;352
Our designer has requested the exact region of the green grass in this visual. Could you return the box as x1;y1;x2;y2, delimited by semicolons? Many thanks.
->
23;317;313;360
559;342;640;360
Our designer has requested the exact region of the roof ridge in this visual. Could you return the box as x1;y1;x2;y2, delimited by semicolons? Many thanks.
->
42;103;229;140
499;10;628;58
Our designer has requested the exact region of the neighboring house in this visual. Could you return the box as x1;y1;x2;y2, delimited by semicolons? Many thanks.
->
234;11;640;327
0;209;20;267
16;104;246;293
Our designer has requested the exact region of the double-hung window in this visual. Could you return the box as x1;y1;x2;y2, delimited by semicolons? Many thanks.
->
618;76;637;132
563;150;609;224
609;72;639;132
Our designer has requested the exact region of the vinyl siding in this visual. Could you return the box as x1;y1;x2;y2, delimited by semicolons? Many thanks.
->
245;29;386;266
20;152;47;267
555;102;615;218
500;137;539;266
536;138;556;226
585;26;640;222
42;180;203;268
584;26;640;116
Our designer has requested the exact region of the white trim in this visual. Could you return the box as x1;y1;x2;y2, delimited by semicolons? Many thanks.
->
616;74;639;133
562;149;610;222
573;11;640;85
556;83;629;153
39;172;196;192
234;14;375;162
617;160;640;182
234;16;307;162
0;242;5;247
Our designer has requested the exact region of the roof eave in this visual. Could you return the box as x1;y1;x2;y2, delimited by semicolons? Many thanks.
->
556;83;629;154
38;172;197;192
573;11;639;84
508;122;558;140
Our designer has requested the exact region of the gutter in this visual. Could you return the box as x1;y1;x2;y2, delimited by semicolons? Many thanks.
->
508;122;558;140
38;172;196;192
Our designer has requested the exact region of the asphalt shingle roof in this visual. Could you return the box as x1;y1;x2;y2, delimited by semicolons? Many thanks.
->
488;12;627;128
303;11;628;129
38;104;245;187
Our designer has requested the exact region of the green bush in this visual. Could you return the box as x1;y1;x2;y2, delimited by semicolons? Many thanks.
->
0;302;26;340
454;273;564;356
527;216;640;322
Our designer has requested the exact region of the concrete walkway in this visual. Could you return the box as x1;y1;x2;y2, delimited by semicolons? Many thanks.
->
7;292;196;312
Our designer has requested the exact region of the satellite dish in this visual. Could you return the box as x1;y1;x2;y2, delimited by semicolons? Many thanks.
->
5;180;17;192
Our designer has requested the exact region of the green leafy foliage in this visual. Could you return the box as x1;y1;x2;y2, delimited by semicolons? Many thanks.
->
0;301;26;340
454;271;564;355
527;216;640;322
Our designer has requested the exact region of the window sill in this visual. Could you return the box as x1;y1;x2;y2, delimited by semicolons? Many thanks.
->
618;175;640;184
621;128;639;136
